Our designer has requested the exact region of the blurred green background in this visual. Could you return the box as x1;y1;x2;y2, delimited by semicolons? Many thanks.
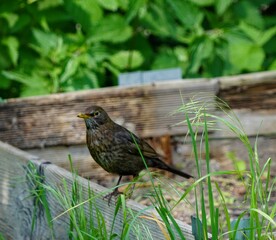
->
1;0;276;99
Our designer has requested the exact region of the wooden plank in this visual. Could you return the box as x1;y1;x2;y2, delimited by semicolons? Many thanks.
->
213;109;276;137
0;142;44;239
0;79;218;149
218;71;276;89
0;141;196;239
27;144;108;180
218;71;276;109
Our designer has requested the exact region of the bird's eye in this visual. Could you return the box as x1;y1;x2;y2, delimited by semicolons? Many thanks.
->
93;111;100;117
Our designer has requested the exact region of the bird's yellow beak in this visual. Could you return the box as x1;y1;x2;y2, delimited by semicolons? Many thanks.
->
77;113;90;119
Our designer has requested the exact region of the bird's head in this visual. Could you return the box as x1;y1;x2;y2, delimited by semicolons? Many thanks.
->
77;106;111;130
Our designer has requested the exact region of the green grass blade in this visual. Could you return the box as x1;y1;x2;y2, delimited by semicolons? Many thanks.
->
204;112;218;239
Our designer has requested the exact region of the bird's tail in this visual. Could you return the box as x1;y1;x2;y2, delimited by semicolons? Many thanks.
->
164;164;193;179
151;158;193;179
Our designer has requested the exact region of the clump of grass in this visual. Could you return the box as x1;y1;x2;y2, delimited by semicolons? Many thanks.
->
174;95;275;239
26;156;156;239
25;162;55;239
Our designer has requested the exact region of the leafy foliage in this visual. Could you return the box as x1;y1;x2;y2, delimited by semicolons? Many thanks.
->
1;0;276;98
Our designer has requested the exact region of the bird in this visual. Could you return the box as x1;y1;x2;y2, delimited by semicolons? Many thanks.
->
77;106;193;204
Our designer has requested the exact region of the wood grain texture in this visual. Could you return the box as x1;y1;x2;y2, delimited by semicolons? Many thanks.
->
0;141;197;239
214;109;276;137
218;71;276;109
218;71;276;89
0;141;48;239
0;79;218;149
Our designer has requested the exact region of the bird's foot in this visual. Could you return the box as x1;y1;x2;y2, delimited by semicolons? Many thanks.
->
103;188;122;206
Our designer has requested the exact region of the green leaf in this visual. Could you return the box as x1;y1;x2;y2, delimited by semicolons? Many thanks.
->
118;0;129;10
204;55;224;77
190;0;214;6
0;48;13;69
1;70;42;87
0;0;19;13
64;0;103;31
2;36;19;66
89;14;132;43
32;29;62;56
233;1;264;29
60;57;80;83
83;70;100;88
21;85;50;97
1;70;50;97
174;46;188;62
0;74;11;89
258;26;276;46
167;0;204;28
9;14;31;33
269;59;276;70
88;44;111;62
130;34;153;62
188;37;214;74
263;34;276;54
143;2;176;38
215;0;233;15
152;49;179;70
96;0;119;11
126;0;146;23
229;40;265;71
109;50;144;70
103;61;120;77
239;21;261;43
38;0;63;10
0;12;18;28
62;69;99;91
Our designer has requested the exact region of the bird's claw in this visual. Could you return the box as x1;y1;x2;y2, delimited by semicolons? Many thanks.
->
103;189;122;206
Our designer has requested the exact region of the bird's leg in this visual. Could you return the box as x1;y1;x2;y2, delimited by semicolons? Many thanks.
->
128;174;138;198
104;175;123;205
124;174;138;199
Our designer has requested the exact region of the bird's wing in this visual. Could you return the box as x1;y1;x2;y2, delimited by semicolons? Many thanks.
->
114;126;158;159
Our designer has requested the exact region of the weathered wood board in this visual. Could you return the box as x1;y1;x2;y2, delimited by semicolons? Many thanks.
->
218;70;276;109
214;109;276;138
0;141;196;239
0;79;218;149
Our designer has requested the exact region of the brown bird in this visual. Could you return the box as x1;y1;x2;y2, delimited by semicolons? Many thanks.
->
77;106;193;203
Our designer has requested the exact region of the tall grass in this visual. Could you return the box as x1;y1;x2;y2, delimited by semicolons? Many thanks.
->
25;161;55;239
175;95;275;239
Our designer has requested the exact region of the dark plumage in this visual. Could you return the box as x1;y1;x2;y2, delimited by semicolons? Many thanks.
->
77;106;193;203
